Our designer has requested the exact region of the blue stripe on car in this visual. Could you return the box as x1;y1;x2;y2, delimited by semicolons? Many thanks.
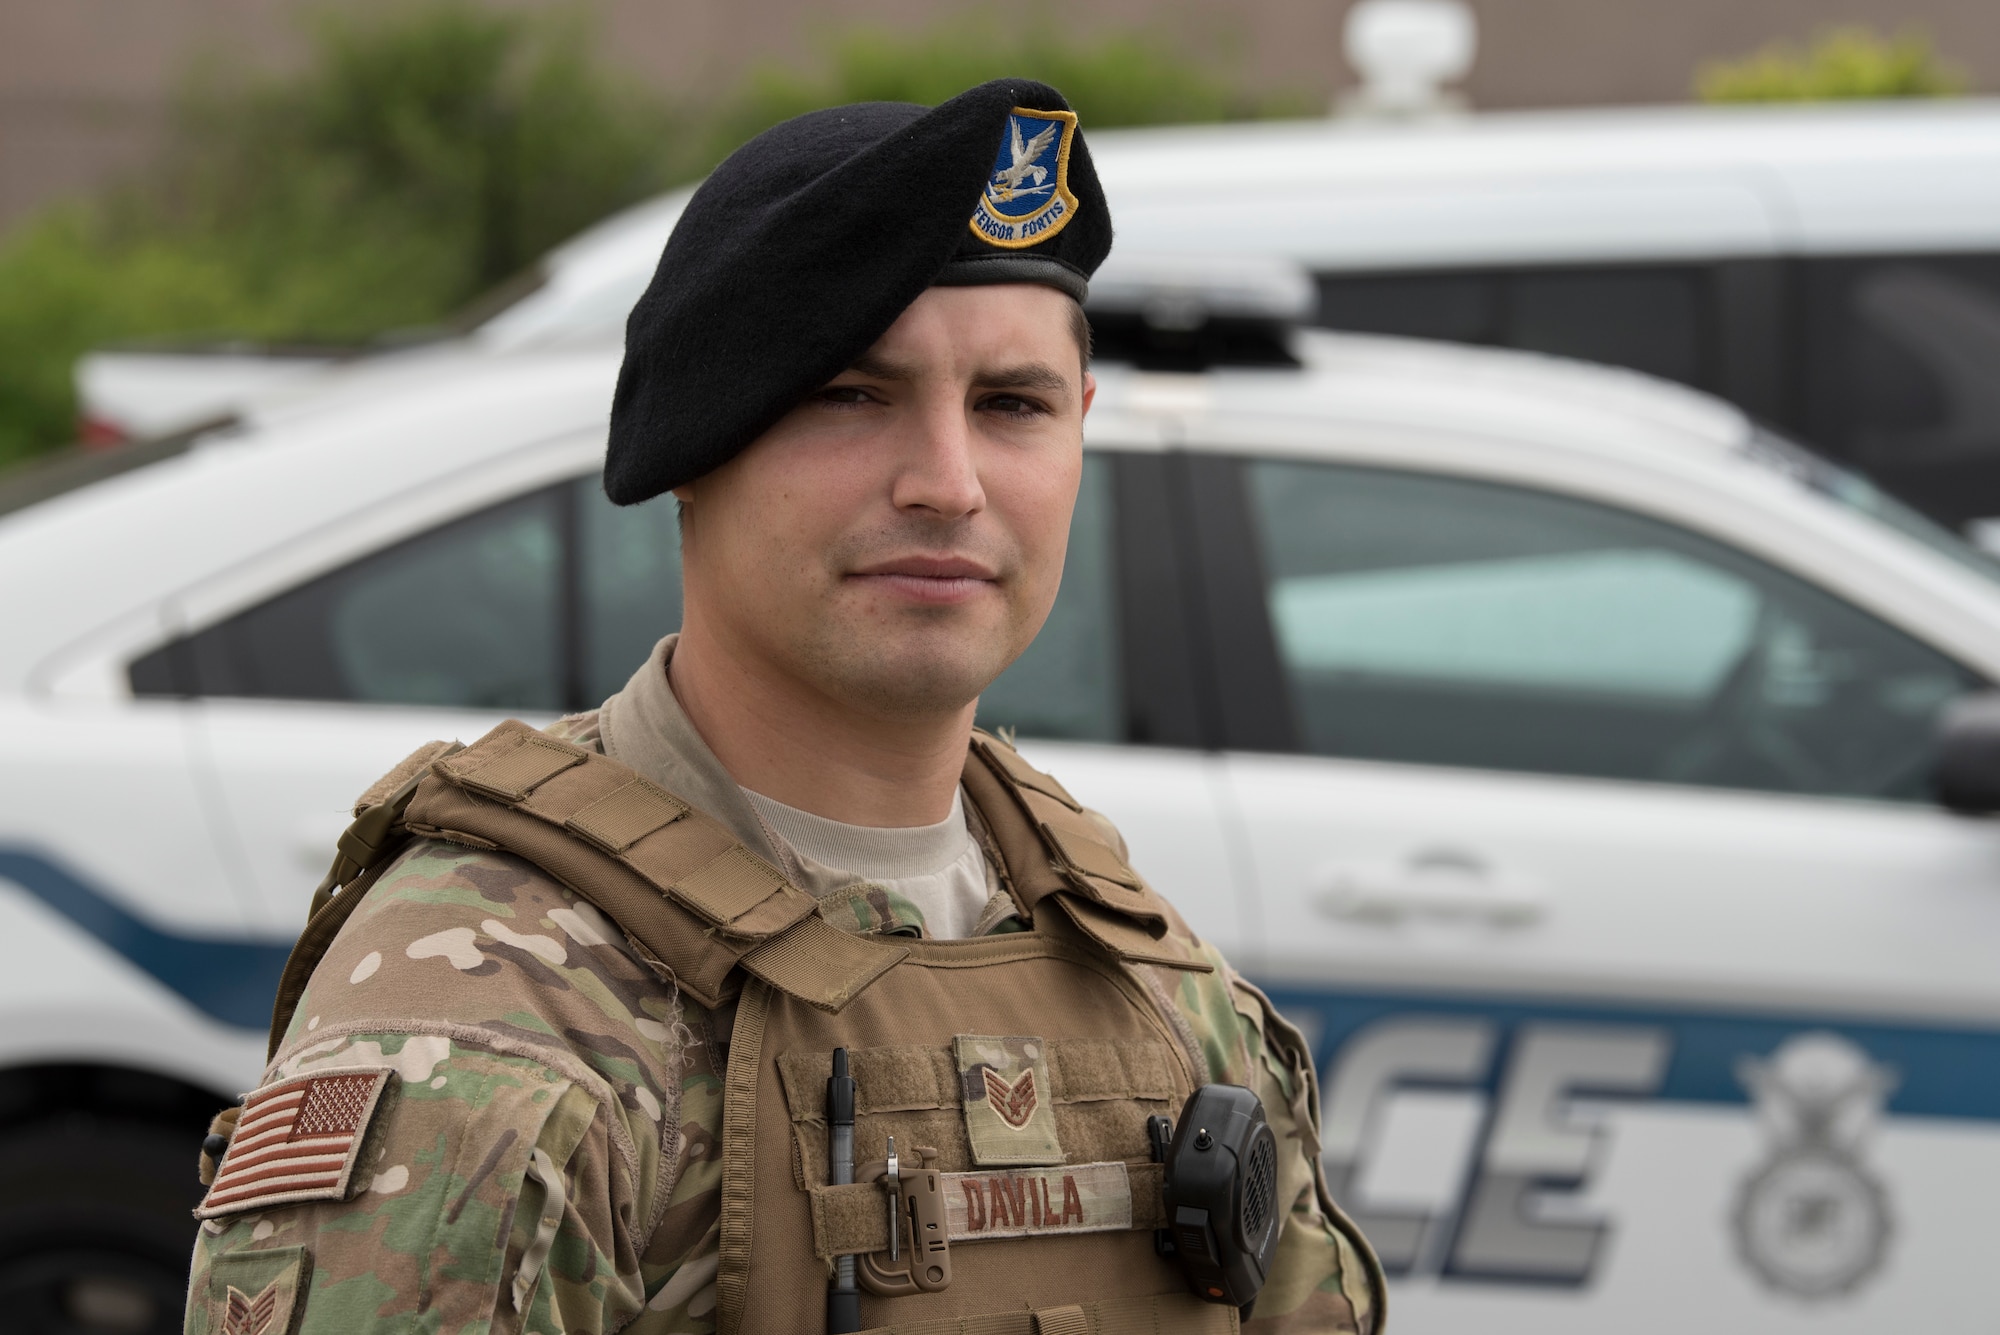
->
0;846;291;1030
5;842;1999;1110
1263;984;2000;1122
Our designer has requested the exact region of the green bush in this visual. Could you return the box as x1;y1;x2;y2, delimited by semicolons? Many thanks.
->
0;2;679;468
705;17;1307;169
1697;26;1966;102
0;4;1299;470
164;3;681;321
0;209;271;466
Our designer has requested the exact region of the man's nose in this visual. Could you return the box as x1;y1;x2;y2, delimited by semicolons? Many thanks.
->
889;399;986;520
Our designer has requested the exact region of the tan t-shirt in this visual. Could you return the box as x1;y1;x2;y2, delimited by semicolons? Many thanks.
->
598;634;1004;939
742;787;991;940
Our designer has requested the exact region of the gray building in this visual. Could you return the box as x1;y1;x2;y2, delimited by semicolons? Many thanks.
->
5;0;1999;230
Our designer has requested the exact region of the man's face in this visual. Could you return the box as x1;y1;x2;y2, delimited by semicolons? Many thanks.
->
676;283;1094;721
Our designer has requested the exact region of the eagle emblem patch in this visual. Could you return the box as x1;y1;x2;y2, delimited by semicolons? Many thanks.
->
957;1034;1064;1166
969;108;1079;250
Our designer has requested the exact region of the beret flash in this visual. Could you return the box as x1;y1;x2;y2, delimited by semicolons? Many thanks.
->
604;78;1113;505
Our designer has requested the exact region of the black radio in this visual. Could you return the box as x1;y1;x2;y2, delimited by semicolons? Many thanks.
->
1149;1084;1282;1310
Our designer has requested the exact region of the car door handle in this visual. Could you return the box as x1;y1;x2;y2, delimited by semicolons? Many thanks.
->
1312;847;1545;927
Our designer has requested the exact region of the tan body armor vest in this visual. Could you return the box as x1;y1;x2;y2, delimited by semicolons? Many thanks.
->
267;721;1242;1335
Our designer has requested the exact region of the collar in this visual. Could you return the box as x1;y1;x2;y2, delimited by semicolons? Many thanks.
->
596;635;1018;935
598;634;795;872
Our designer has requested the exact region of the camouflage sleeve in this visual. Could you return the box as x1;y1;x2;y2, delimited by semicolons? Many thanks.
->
1165;949;1387;1335
621;995;729;1333
186;1035;642;1333
185;837;720;1333
1233;975;1386;1335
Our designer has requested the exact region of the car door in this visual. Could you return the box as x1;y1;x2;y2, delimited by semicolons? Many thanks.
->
148;442;1248;958
1183;450;2000;1333
140;463;684;930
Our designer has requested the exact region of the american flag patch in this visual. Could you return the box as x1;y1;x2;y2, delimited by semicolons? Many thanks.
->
194;1069;393;1219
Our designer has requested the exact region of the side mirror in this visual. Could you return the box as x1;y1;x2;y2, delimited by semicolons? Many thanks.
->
1933;692;2000;814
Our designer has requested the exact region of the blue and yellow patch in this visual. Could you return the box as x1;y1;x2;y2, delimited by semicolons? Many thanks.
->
969;107;1080;249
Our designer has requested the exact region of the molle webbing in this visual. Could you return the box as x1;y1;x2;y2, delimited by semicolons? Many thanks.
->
775;1038;1184;1257
845;1294;1237;1335
963;735;1208;973
776;1039;1179;1114
405;720;908;1011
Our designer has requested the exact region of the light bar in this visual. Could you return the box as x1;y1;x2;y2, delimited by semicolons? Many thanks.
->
1085;252;1316;327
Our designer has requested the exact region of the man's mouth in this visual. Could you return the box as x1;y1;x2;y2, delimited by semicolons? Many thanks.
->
847;555;999;606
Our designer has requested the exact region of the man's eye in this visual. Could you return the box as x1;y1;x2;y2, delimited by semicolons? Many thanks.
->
980;394;1048;417
817;385;875;405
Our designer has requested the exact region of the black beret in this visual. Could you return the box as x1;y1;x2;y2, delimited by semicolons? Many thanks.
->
604;78;1113;504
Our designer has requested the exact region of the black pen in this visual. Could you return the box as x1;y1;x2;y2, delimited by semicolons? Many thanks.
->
827;1047;860;1333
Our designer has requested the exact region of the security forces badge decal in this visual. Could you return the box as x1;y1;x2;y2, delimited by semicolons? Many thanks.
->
1731;1031;1896;1299
969;108;1079;249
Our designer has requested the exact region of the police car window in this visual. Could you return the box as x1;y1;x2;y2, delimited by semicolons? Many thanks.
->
131;487;565;709
575;479;682;705
129;478;688;711
1799;254;2000;526
975;452;1122;742
1243;460;1982;801
1317;265;1706;389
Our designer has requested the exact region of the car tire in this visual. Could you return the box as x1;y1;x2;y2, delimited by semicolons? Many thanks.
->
0;1116;203;1335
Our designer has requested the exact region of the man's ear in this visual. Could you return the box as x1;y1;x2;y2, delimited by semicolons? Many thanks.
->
671;481;697;546
1080;370;1097;420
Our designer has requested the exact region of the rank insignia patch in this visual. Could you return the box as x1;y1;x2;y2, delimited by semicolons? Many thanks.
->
194;1068;393;1218
956;1034;1064;1166
195;1246;311;1335
984;1066;1038;1128
969;107;1079;250
222;1281;280;1335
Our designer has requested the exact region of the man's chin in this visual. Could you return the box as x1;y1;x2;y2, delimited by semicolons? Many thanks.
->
818;642;1010;722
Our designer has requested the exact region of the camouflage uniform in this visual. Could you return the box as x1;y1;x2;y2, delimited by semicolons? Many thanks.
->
185;639;1382;1334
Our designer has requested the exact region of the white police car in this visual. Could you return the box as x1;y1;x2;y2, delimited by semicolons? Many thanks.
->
8;267;2000;1334
80;97;2000;535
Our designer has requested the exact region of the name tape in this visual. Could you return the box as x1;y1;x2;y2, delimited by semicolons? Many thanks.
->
940;1160;1132;1241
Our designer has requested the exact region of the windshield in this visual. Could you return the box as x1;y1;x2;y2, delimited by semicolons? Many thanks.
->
1739;429;2000;587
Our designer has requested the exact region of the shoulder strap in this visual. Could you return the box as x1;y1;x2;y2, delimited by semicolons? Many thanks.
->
961;730;1211;974
269;722;1202;1060
405;721;909;1013
266;722;911;1058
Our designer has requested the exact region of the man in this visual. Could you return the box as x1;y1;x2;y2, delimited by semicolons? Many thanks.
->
184;80;1382;1334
